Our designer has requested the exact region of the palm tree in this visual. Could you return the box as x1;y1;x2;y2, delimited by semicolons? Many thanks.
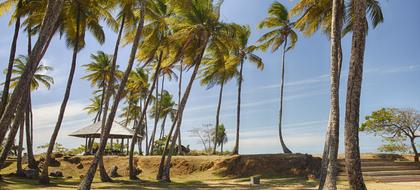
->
7;55;54;175
78;0;146;188
200;49;239;155
82;51;122;123
0;0;64;171
156;0;237;181
257;1;298;154
213;124;227;153
39;0;112;184
290;1;383;188
344;0;369;188
0;0;23;117
231;25;264;155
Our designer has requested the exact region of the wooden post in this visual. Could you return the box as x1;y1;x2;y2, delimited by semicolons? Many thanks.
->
84;137;88;154
110;138;113;155
120;138;124;154
126;138;129;154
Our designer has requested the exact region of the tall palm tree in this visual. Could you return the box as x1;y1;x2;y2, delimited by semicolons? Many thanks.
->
82;51;123;123
200;49;239;155
290;1;383;188
78;0;146;188
257;1;298;154
0;0;23;117
7;55;54;175
344;0;370;188
156;0;237;181
231;25;264;155
0;0;64;170
39;0;112;184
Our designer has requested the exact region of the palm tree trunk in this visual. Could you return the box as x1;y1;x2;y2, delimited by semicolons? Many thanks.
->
129;52;161;179
177;63;183;154
319;0;343;189
0;0;23;117
159;115;167;140
213;82;224;154
26;94;37;169
160;59;203;182
0;0;64;145
39;6;81;184
0;93;28;171
148;73;161;155
96;14;126;183
279;37;292;154
344;0;367;189
16;120;25;176
78;2;145;188
232;59;244;155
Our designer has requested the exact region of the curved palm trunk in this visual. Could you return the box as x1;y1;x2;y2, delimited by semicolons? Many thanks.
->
0;93;28;171
177;63;183;155
410;137;419;162
39;6;81;184
232;59;244;155
279;37;292;154
160;59;203;182
0;0;23;117
159;115;167;140
319;0;343;189
148;74;161;155
129;53;161;179
0;0;64;146
25;95;37;169
212;82;224;154
16;120;25;176
78;3;145;188
344;0;367;189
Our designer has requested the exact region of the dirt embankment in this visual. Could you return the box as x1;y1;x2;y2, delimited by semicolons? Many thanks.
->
46;154;320;179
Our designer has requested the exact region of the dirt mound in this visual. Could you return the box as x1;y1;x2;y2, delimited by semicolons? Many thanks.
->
213;154;321;178
38;154;320;179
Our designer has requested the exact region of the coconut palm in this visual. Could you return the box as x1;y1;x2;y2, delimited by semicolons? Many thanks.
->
156;0;238;181
200;49;239;155
78;0;146;188
257;1;298;154
231;25;264;155
6;55;54;174
82;51;123;123
290;1;383;188
39;0;113;184
0;0;64;172
0;0;24;117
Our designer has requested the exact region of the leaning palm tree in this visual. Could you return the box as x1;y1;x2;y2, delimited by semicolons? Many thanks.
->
78;0;146;188
200;49;239;155
290;0;383;188
231;25;264;155
39;0;113;184
0;0;64;171
0;0;24;117
156;0;238;182
257;1;298;154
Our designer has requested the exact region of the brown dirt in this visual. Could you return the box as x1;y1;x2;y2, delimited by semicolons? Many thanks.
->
47;154;320;179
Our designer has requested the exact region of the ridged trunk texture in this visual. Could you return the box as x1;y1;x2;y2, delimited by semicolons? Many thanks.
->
78;3;145;188
177;64;183;155
232;59;244;155
278;37;292;153
0;0;64;146
39;6;81;184
212;82;224;154
344;0;367;189
319;0;343;189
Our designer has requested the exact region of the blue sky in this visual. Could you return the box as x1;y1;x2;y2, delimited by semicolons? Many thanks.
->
1;0;419;154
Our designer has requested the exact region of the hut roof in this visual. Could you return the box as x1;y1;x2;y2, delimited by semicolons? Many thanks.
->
69;121;140;138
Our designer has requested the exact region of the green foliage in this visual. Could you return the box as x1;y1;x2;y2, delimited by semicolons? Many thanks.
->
37;143;68;154
361;108;420;153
